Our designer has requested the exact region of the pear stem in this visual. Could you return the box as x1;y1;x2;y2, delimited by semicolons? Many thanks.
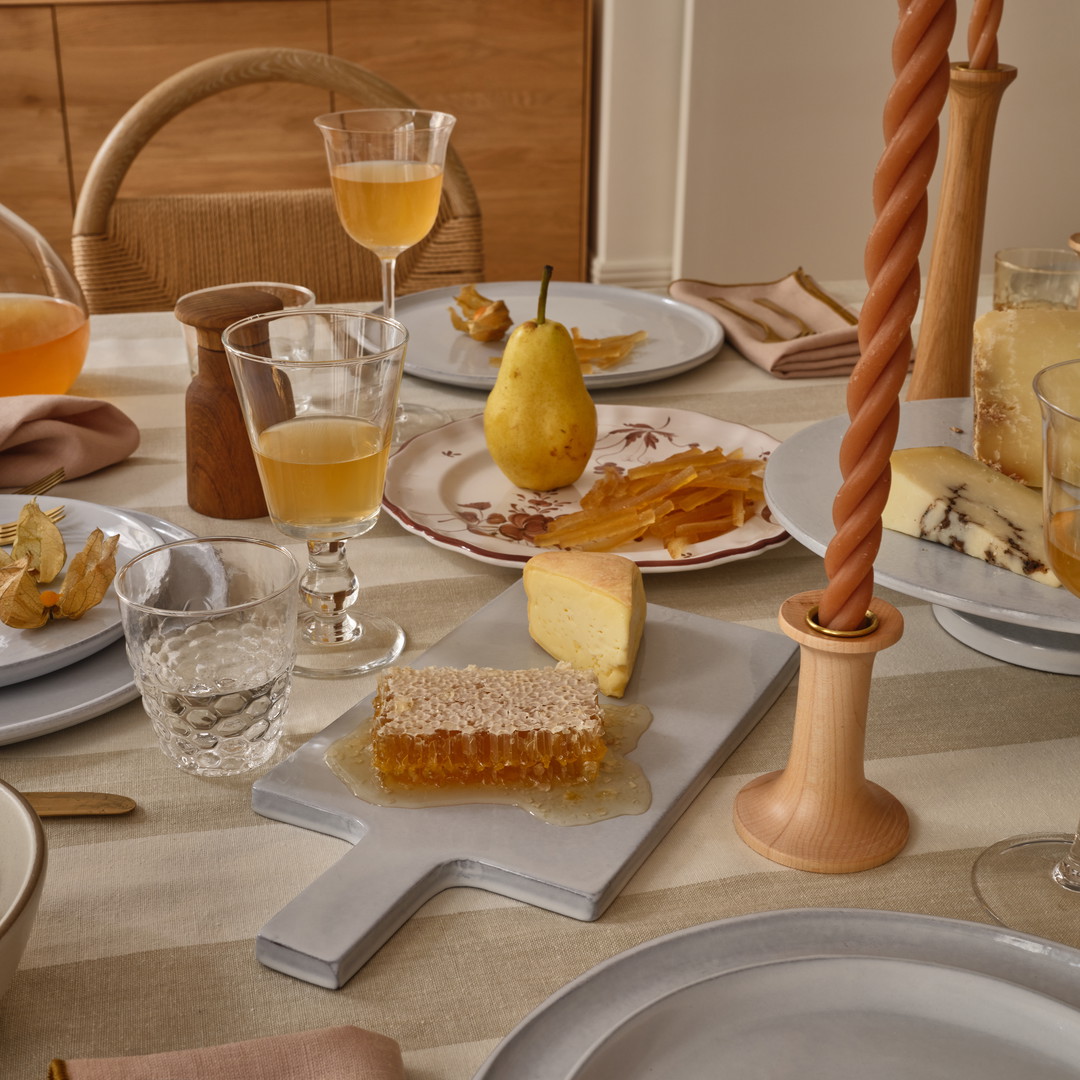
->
537;265;554;325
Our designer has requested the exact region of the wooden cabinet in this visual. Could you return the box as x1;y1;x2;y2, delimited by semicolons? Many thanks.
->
0;0;592;289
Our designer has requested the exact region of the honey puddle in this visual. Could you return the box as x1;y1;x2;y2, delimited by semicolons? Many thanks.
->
325;704;653;826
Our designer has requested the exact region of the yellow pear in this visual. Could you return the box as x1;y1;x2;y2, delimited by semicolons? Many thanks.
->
484;266;597;490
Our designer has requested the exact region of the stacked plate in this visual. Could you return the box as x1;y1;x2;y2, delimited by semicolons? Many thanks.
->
0;495;195;745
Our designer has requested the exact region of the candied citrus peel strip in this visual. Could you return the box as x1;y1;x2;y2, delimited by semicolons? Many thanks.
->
535;444;766;556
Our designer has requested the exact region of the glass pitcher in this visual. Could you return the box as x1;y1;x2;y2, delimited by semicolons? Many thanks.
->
0;203;89;395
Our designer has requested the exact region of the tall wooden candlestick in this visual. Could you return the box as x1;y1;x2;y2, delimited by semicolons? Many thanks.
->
734;0;955;873
908;0;1014;401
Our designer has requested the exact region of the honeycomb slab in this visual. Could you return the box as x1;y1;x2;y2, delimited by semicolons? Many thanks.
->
371;664;605;788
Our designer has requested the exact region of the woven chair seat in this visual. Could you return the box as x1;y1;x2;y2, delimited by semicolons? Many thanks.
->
74;188;482;313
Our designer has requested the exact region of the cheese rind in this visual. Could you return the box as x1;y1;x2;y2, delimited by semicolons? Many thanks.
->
972;308;1080;485
883;445;1059;587
523;551;646;697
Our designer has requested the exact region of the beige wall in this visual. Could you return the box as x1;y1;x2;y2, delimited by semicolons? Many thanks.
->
592;0;1080;289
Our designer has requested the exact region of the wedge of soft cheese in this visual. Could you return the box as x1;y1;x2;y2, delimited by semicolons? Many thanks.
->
523;551;646;697
973;308;1080;486
883;445;1060;587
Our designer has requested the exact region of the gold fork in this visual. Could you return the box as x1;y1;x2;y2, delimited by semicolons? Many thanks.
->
0;505;66;546
12;466;66;497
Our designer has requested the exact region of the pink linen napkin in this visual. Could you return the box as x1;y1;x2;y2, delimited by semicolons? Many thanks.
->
0;395;139;487
669;268;861;378
49;1025;405;1080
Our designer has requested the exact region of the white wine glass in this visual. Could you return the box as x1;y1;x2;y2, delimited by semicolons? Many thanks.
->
971;357;1080;944
315;108;455;446
222;307;407;679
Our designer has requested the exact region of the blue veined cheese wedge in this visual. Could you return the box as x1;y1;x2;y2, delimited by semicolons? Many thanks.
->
883;446;1060;587
973;308;1080;486
523;551;646;697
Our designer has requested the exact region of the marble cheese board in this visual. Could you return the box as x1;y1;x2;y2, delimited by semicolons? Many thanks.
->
252;581;799;989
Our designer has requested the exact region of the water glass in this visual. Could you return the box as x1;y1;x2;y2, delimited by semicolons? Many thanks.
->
115;537;300;777
993;248;1080;311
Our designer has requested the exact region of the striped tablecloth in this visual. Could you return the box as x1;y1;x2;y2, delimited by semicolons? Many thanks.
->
2;303;1078;1078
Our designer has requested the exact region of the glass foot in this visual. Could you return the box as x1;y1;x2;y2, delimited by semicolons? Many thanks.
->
294;610;405;679
392;401;451;448
971;833;1080;947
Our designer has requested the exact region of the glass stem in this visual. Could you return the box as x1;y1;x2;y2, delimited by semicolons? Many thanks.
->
1052;823;1080;892
381;257;397;320
300;540;361;644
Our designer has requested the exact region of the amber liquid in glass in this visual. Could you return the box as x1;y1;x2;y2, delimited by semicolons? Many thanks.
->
330;161;444;258
1047;508;1080;596
0;295;89;395
254;415;390;537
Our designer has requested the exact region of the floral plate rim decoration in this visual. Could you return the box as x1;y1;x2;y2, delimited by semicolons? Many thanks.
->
382;404;789;574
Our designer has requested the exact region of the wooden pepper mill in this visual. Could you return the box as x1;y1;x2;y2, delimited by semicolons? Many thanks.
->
174;288;282;519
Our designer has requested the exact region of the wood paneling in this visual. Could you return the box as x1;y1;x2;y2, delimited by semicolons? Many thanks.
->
58;1;331;195
331;0;592;281
0;7;71;256
0;0;592;286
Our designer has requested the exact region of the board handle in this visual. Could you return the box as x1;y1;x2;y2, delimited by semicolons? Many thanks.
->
256;841;446;988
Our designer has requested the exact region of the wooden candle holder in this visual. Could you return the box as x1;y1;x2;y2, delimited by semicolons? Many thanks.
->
733;589;908;874
907;62;1016;401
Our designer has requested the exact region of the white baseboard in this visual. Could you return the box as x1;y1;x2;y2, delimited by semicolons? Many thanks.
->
588;255;675;290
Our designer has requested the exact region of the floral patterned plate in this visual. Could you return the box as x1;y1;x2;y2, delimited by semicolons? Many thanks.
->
382;405;788;573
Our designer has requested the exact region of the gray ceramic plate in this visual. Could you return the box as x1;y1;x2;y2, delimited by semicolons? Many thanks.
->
763;398;1080;631
474;908;1080;1079
764;397;1080;672
396;281;724;390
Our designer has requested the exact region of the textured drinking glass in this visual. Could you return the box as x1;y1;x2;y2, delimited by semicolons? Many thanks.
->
993;248;1080;311
115;537;299;777
971;359;1080;944
315;108;455;445
176;281;315;375
223;307;407;678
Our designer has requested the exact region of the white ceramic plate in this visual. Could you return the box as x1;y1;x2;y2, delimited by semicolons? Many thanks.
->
0;511;195;745
763;398;1080;632
382;404;788;573
474;908;1080;1080
0;495;163;688
395;281;724;390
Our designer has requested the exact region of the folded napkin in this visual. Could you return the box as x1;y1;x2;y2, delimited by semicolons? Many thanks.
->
49;1025;405;1080
0;395;139;487
669;268;861;378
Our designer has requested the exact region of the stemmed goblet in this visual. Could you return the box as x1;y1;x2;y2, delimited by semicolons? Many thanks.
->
971;357;1080;944
223;307;407;678
315;108;455;446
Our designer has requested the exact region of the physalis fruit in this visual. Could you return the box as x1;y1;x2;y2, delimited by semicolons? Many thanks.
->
0;500;120;629
448;284;514;343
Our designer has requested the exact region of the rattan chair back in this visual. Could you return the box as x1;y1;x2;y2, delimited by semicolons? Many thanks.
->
72;47;483;313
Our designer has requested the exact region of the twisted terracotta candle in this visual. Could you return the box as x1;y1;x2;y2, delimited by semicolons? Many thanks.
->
968;0;1002;69
817;0;955;631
